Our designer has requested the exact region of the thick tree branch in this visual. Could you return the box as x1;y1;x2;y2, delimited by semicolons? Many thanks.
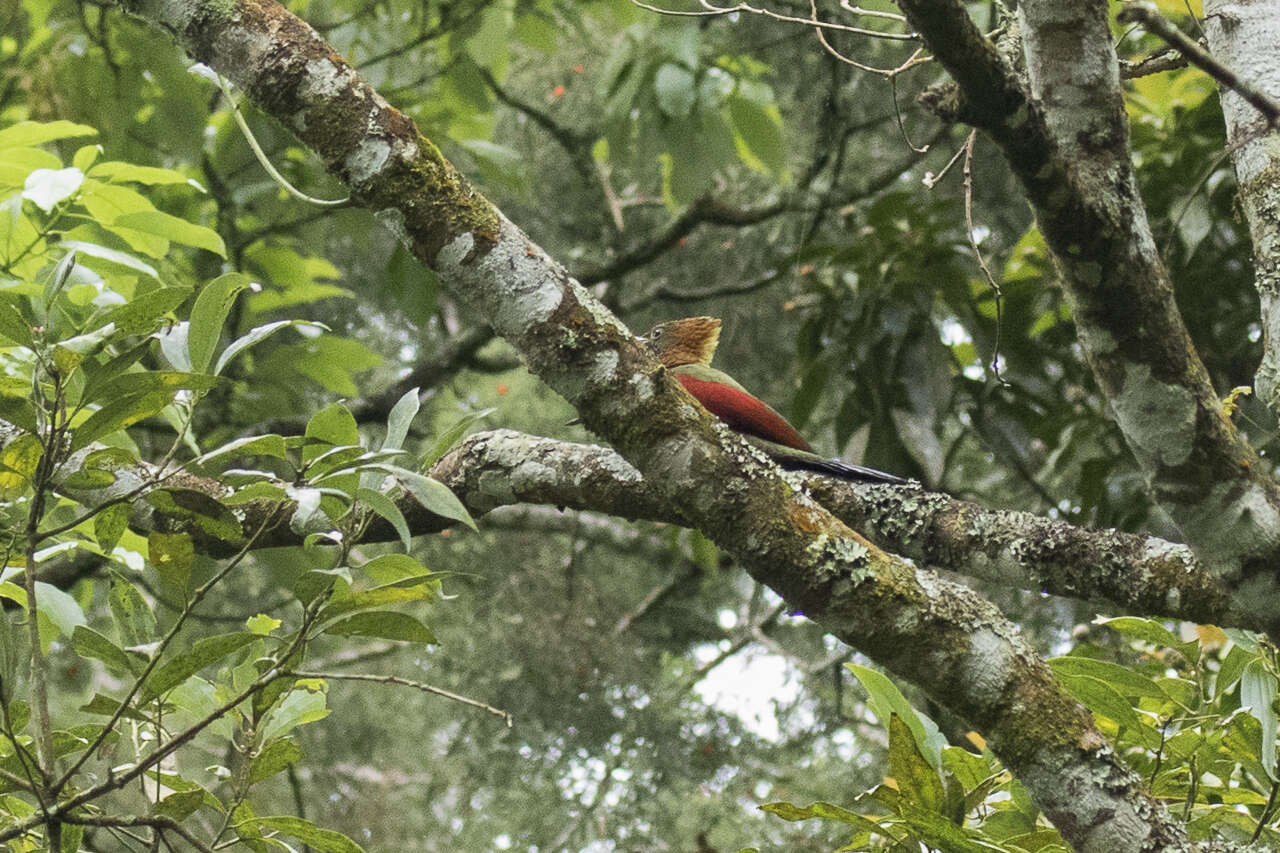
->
106;0;1191;845
896;0;1280;619
1200;1;1280;419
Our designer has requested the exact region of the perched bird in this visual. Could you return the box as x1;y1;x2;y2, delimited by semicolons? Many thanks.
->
642;316;907;485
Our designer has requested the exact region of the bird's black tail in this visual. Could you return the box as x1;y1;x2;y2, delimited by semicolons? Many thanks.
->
774;454;910;485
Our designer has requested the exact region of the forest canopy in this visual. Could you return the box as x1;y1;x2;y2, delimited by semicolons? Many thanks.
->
2;0;1280;851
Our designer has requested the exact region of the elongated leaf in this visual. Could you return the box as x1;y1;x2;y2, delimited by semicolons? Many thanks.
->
359;553;430;585
356;487;412;550
213;319;326;376
0;300;32;348
149;531;194;596
142;632;258;701
846;663;944;768
23;167;83;213
90;161;194;185
889;713;944;813
108;571;156;647
85;370;216;409
70;390;170;451
71;625;134;674
251;816;364;853
384;387;420;452
324;610;436;644
157;321;191;371
421;408;494;468
1047;656;1167;699
368;464;475;531
0;120;97;150
197;433;287;467
259;681;329;742
103;286;191;335
1242;660;1278;780
317;584;434;624
32;582;87;639
248;738;303;786
114;210;225;257
93;503;131;555
59;240;159;279
188;273;251;373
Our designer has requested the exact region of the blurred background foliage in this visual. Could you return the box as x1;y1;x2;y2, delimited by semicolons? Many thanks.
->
1;0;1270;848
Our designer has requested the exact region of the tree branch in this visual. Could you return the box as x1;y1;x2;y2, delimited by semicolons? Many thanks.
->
896;0;1280;615
104;1;1192;844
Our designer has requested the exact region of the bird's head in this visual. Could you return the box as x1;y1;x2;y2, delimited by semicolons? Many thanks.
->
642;316;722;367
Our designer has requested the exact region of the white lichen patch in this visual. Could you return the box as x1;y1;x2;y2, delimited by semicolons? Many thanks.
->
436;218;566;339
586;349;619;389
592;451;642;485
1108;363;1196;467
300;57;352;100
1140;536;1195;570
964;628;1011;706
345;137;391;186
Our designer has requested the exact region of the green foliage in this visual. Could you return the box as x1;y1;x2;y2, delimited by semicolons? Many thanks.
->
0;128;475;851
762;622;1280;850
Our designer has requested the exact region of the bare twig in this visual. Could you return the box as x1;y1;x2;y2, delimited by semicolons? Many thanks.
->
961;130;1007;384
60;815;216;853
287;670;513;725
1119;47;1188;78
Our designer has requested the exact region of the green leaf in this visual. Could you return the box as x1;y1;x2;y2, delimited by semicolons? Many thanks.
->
142;632;258;701
70;390;171;451
196;433;288;468
421;408;494;469
356;487;412;551
78;692;151;722
1095;616;1181;649
90;161;196;186
1053;672;1140;730
103;286;191;336
259;680;329;742
93;503;131;555
0;433;41;498
324;610;437;644
32;581;87;639
318;583;435;624
1047;656;1167;699
213;319;327;376
84;370;217;409
248;738;303;786
1242;660;1278;780
0;120;97;150
889;713;945;814
188;272;251;373
760;801;882;833
305;402;360;455
369;464;476;531
654;63;696;118
145;487;245;543
250;816;364;853
115;210;225;257
246;613;281;635
108;570;157;648
846;663;943;768
0;300;32;348
153;788;206;820
71;624;134;675
359;554;430;585
148;531;194;597
727;94;785;175
384;387;420;452
58;240;159;279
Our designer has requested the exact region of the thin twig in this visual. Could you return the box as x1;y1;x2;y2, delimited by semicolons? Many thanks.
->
286;670;513;726
962;130;1007;385
60;815;216;853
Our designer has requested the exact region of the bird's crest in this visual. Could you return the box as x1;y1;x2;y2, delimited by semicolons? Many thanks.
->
644;316;722;367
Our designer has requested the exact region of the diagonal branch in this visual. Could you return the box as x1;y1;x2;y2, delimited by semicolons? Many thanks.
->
107;0;1192;845
897;0;1280;619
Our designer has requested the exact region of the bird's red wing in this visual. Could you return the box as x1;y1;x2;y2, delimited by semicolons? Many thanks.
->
675;373;813;452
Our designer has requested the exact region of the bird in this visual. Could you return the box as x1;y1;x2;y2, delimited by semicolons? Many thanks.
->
642;316;907;485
